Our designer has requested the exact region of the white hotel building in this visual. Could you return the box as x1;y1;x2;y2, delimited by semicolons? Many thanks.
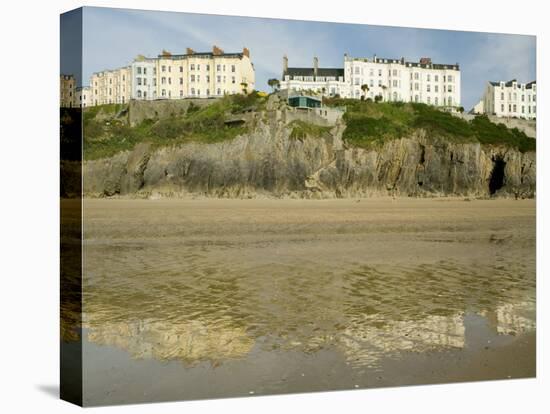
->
280;55;461;108
475;79;536;120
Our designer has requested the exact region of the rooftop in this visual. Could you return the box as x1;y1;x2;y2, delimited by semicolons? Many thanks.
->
489;79;536;89
283;67;345;78
348;55;460;70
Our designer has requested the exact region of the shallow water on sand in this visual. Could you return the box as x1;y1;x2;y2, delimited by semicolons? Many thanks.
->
78;198;535;405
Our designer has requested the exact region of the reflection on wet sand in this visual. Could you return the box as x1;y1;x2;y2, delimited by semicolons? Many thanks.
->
81;198;535;402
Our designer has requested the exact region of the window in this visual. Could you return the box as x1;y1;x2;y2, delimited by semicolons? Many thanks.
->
435;97;439;105
354;67;360;75
513;93;517;100
206;65;210;71
448;96;452;106
378;69;382;76
143;91;147;99
231;76;235;84
501;92;504;100
180;77;183;85
223;65;226;71
137;90;142;98
522;95;525;102
137;67;142;75
137;77;142;86
393;91;398;100
414;95;419;102
180;90;183;97
122;75;125;81
231;65;236;73
435;85;439;93
206;75;210;82
414;72;419;80
153;79;156;86
370;79;374;87
448;75;453;82
393;80;398;87
414;83;419;91
378;80;382;87
168;78;171;85
392;69;398;76
522;106;525;113
143;78;147;86
197;90;200;96
354;78;360;85
369;69;374;76
447;85;452;92
162;65;166;72
197;75;200;82
217;88;221;95
434;75;439;82
217;75;221;82
191;88;195;95
427;96;431;104
197;64;200;70
207;89;210;96
427;74;431;82
427;84;431;92
143;68;147;75
161;77;166;84
501;104;505;112
513;104;517;112
190;64;195;70
190;75;195;82
109;88;112;95
162;89;166;97
217;64;221;72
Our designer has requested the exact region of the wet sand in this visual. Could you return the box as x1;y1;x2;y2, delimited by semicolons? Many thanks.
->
80;198;536;405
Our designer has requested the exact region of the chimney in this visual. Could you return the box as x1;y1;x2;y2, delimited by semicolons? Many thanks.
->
313;56;319;76
373;54;377;63
161;49;172;57
212;45;224;56
186;47;194;55
419;57;432;65
242;47;250;58
283;55;288;73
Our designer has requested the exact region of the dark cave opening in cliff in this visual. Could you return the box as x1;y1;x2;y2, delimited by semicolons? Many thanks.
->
489;156;506;195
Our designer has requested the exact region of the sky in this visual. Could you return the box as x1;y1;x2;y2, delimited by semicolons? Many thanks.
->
61;6;536;109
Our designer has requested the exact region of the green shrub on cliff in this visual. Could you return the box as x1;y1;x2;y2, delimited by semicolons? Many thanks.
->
83;95;262;160
288;120;332;140
324;99;535;152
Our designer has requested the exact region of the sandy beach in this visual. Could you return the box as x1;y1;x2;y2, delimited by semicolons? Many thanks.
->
79;197;536;405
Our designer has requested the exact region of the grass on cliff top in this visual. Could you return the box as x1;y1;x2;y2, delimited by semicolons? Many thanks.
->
288;120;332;140
324;98;535;152
83;92;267;160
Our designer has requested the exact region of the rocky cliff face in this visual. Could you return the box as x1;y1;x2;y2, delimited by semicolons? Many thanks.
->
80;118;535;199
